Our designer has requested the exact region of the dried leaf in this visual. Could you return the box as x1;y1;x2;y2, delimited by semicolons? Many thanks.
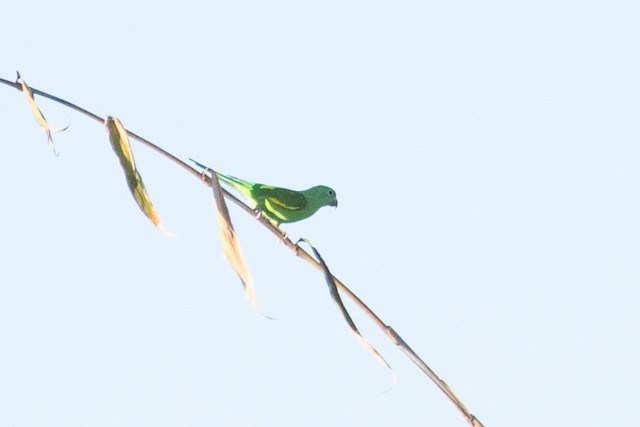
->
301;239;394;379
104;116;166;232
16;71;68;154
208;166;258;311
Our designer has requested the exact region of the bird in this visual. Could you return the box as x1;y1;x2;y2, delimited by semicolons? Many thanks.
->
190;159;338;225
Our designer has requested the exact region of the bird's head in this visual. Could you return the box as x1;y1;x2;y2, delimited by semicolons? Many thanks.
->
311;185;338;208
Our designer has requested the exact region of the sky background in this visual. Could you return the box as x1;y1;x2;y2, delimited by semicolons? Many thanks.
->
1;1;639;426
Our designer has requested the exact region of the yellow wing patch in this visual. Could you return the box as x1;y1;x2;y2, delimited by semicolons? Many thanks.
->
262;187;307;211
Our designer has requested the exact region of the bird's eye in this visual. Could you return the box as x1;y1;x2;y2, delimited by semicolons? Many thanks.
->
328;190;334;196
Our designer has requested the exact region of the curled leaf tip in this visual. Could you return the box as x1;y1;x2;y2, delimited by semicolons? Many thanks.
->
189;157;214;183
300;239;394;380
16;71;68;153
209;170;262;313
105;116;168;233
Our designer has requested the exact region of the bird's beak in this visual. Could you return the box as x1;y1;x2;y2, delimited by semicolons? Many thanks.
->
330;199;338;208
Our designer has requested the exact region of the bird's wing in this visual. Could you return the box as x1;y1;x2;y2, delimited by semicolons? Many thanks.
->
260;186;307;211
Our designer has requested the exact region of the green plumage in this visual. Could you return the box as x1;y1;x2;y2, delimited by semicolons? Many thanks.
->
215;172;338;225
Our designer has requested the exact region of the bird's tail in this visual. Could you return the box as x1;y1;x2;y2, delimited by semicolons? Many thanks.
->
188;158;255;199
214;173;258;207
214;172;254;192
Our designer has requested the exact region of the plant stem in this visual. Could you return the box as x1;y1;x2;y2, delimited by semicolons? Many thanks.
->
1;75;485;427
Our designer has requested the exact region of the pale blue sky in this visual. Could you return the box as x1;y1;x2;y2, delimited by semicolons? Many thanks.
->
1;1;639;426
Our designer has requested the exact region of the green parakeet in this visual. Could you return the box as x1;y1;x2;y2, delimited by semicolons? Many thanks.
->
190;159;338;225
216;173;338;225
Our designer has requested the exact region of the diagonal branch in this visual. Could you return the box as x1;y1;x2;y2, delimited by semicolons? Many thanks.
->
1;75;485;427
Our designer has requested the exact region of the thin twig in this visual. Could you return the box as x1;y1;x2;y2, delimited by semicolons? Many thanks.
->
1;76;485;426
